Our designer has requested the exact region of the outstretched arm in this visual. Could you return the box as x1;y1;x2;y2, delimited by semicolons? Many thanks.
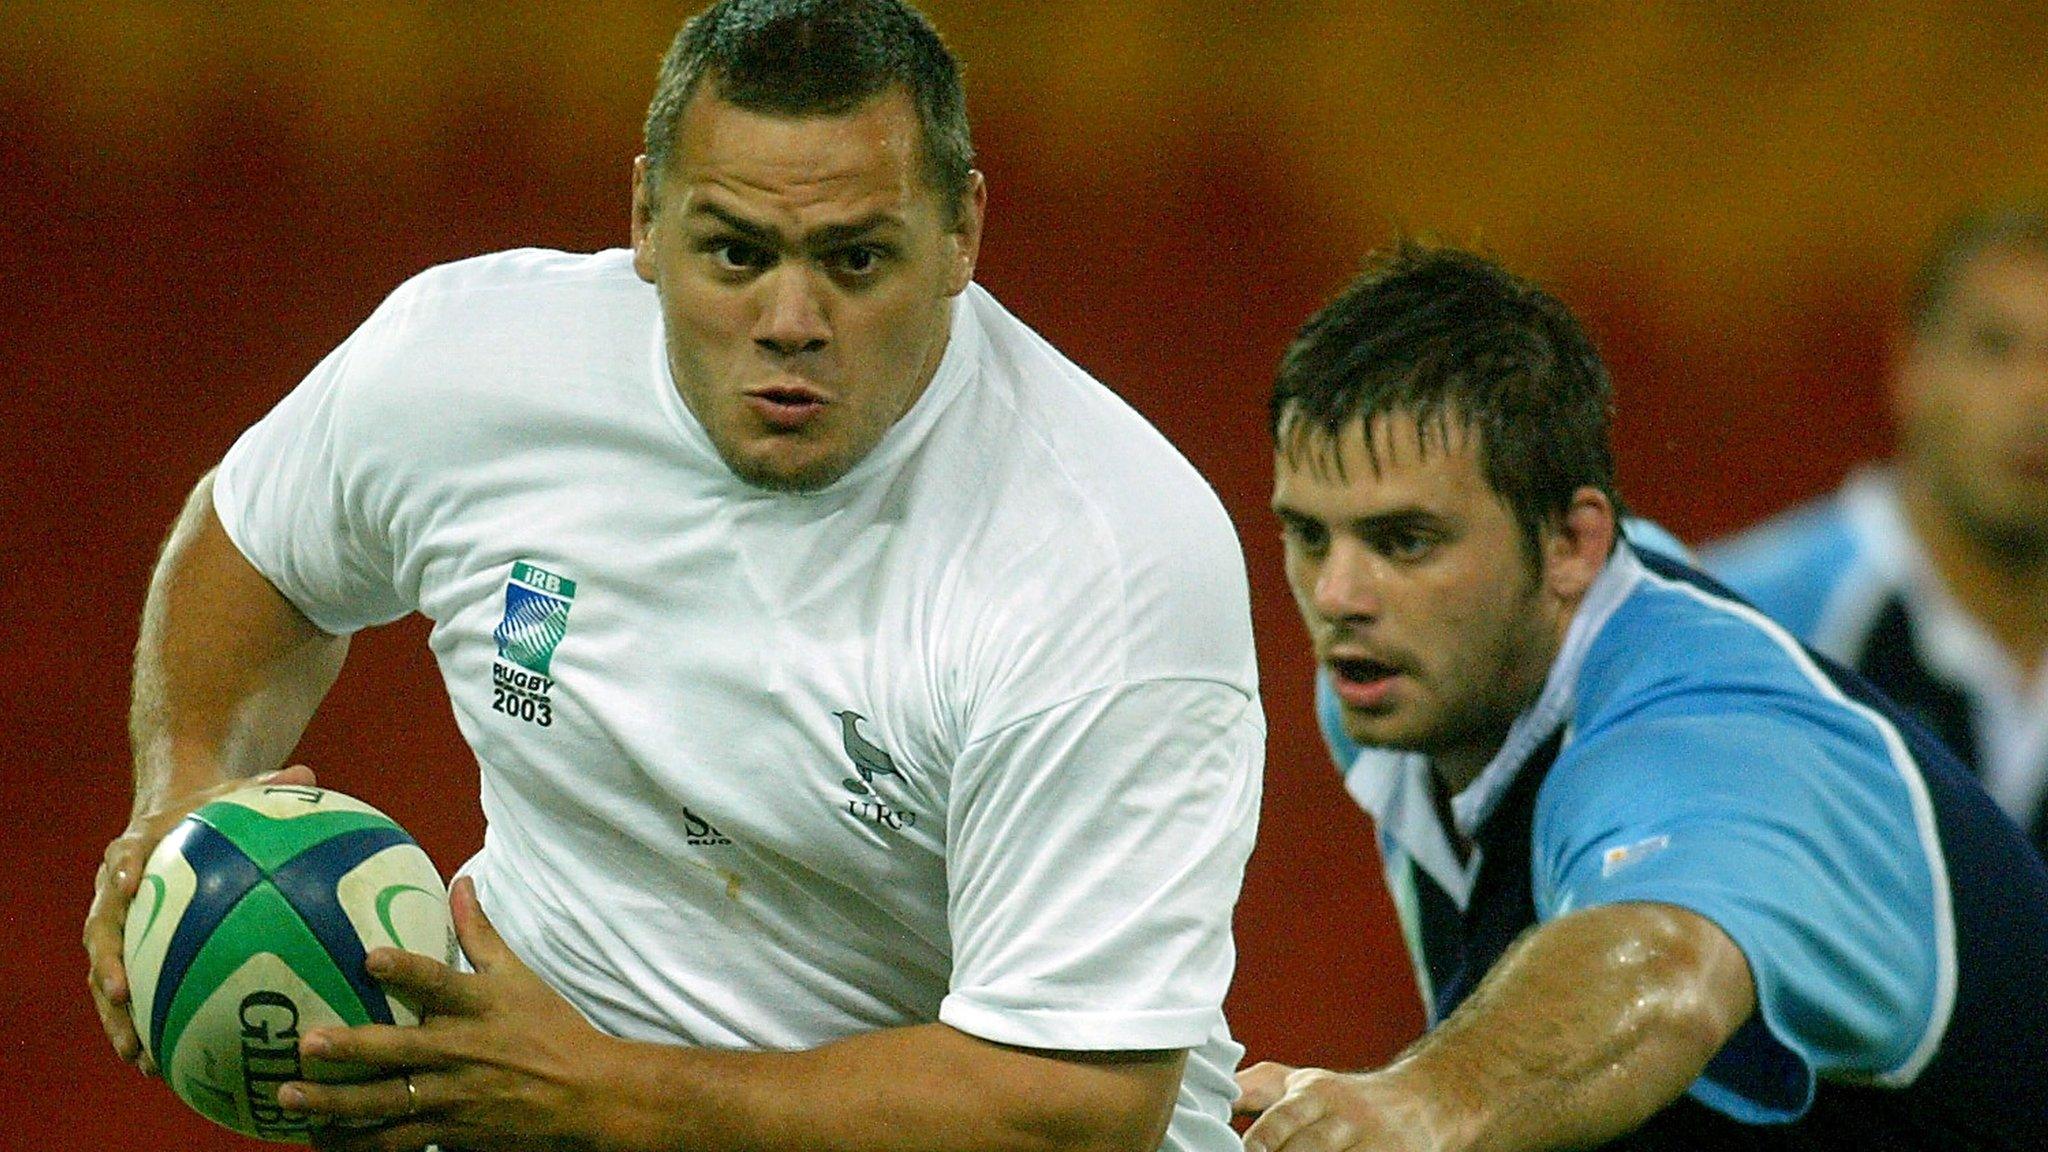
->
84;471;350;1068
282;878;1186;1152
1239;901;1756;1152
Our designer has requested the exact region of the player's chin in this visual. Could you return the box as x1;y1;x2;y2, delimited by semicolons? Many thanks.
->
732;443;861;492
1340;703;1440;751
1337;713;1402;750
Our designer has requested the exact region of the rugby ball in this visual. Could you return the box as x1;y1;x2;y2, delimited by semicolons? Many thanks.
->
123;783;457;1142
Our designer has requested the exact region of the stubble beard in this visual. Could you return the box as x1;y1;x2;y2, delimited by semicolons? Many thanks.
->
1925;462;2048;574
1343;575;1558;791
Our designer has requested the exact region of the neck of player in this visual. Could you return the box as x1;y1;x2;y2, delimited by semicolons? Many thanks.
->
1902;471;2048;684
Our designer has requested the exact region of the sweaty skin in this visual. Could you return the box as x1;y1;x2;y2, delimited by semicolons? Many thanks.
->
1237;903;1756;1152
1253;416;1757;1151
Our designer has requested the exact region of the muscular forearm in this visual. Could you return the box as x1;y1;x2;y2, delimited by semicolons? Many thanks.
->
1241;902;1755;1152
589;1024;1182;1152
130;470;347;808
288;877;1189;1152
1382;902;1756;1151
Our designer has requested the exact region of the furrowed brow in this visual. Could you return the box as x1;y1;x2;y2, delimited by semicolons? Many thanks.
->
686;204;899;254
691;203;781;244
1271;504;1321;530
803;215;900;251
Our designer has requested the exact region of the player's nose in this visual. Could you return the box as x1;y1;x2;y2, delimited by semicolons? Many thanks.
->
1311;541;1382;622
754;265;830;355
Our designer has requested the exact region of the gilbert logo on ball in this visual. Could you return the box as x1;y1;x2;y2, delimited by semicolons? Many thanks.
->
123;784;457;1143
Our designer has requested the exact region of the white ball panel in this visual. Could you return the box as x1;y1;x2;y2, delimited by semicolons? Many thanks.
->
122;838;198;1064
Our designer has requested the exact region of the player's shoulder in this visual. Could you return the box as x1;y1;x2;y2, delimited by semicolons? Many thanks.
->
386;247;643;317
346;247;648;379
1558;550;1932;815
1574;551;1860;746
959;285;1234;536
314;248;656;447
929;287;1253;690
1544;564;1934;822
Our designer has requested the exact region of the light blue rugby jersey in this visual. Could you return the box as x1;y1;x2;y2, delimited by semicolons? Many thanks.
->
1318;532;2048;1143
1705;470;2048;856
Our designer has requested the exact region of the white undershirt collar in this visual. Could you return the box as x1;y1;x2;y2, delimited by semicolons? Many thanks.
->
1343;545;1646;907
1843;470;2048;821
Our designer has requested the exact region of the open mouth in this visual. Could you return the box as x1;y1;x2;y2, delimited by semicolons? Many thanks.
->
1329;654;1403;709
1331;656;1400;684
747;386;829;430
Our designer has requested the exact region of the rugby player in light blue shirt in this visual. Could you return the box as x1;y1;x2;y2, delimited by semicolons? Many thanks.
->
1708;206;2048;858
1237;240;2048;1151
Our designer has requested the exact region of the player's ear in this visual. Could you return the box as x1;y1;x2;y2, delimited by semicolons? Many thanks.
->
942;171;986;296
1543;487;1616;604
631;155;660;284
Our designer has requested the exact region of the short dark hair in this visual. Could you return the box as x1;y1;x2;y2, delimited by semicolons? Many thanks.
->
1906;204;2048;333
1271;239;1624;560
643;0;974;221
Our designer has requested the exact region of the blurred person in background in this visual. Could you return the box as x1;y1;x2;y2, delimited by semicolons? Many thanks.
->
80;2;1264;1149
1238;240;2048;1151
1708;206;2048;856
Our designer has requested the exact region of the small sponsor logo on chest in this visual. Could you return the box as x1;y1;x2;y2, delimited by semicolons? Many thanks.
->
682;806;732;846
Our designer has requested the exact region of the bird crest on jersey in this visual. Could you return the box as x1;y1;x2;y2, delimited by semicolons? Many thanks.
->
837;710;903;789
836;710;917;830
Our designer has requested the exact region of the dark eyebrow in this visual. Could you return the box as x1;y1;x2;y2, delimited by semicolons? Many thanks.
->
805;215;901;252
1271;503;1446;537
1270;503;1320;527
690;203;780;245
1356;509;1447;537
687;203;901;253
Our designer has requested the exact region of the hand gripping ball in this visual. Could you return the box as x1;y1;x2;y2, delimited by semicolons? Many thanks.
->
123;784;457;1142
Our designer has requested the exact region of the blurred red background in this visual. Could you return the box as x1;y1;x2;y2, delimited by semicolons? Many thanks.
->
7;3;2047;1146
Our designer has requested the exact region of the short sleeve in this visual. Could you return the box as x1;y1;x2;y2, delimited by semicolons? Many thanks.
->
1533;711;1944;1123
940;678;1263;1051
213;297;415;635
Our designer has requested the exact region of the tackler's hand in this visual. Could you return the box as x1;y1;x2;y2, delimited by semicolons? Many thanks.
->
1241;1066;1454;1152
1235;1060;1299;1117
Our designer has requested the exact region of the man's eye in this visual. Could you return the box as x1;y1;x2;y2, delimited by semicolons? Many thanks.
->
711;241;772;272
833;246;885;275
1283;521;1329;555
1380;533;1433;562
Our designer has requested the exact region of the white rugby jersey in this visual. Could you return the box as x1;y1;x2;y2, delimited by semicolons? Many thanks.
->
215;248;1264;1152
